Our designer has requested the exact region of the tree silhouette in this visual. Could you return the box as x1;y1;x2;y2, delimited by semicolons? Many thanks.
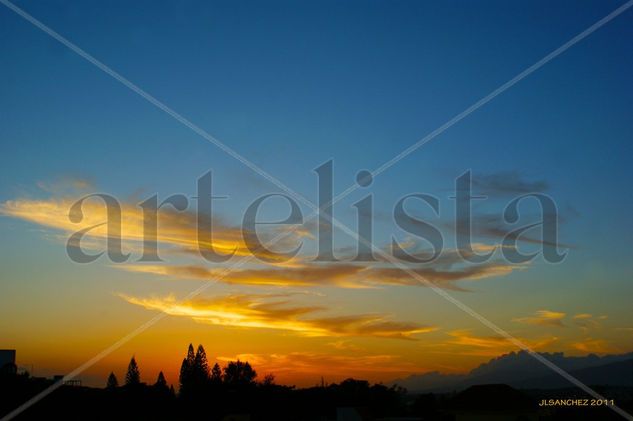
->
179;343;196;394
152;370;170;397
223;360;257;387
179;357;189;391
0;345;414;421
155;371;167;388
262;373;276;386
210;362;222;385
6;342;413;419
186;343;195;364
125;356;141;386
106;372;118;389
193;344;209;383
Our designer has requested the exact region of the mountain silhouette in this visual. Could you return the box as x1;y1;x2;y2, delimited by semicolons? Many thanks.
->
392;350;633;392
517;358;633;389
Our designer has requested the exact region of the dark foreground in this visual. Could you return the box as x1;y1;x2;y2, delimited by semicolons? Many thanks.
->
2;373;632;420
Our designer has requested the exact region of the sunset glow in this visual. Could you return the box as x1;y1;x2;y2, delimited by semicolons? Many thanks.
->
1;2;632;416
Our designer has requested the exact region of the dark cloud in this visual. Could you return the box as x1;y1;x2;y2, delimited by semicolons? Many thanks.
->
470;171;548;196
121;256;521;291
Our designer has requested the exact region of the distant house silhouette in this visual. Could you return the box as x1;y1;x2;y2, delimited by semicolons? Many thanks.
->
0;350;17;375
446;384;537;421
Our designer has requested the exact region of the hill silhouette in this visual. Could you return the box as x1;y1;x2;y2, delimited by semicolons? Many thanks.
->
392;350;633;392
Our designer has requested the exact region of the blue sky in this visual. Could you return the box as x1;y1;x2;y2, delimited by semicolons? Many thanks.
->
0;0;632;386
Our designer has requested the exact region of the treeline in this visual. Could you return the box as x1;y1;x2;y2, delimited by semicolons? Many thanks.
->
104;344;267;396
177;343;267;397
0;344;408;420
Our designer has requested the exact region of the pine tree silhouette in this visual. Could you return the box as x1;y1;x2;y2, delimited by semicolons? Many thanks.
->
179;358;189;391
210;362;222;385
186;344;195;365
193;344;209;382
125;356;141;386
155;371;167;388
179;343;196;394
106;371;118;389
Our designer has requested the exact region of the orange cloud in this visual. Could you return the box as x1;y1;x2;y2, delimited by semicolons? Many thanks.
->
0;197;299;262
121;293;436;340
447;330;510;348
215;352;418;386
445;329;558;356
120;260;521;290
570;338;616;354
2;194;526;292
120;263;367;288
513;310;566;327
326;340;363;352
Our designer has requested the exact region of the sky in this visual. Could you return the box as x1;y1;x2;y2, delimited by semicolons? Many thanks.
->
1;0;632;388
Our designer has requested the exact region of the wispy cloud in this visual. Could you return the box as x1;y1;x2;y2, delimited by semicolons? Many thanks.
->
0;197;302;262
571;338;616;354
445;329;558;356
326;340;363;352
120;263;366;288
450;213;574;250
2;191;527;292
120;293;436;340
36;176;95;194
120;259;522;290
470;171;548;196
367;263;518;290
572;313;607;331
447;329;511;348
513;310;566;327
